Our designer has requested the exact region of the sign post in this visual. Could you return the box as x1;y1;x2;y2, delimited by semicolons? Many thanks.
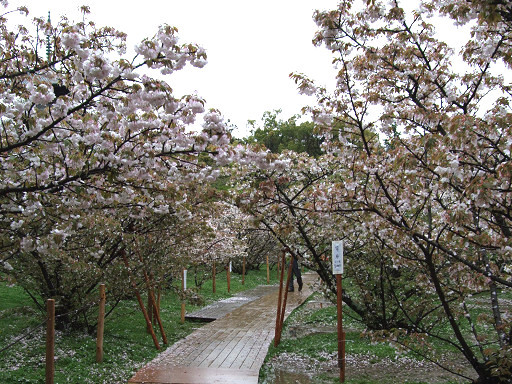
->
181;269;187;324
227;261;231;293
332;240;345;383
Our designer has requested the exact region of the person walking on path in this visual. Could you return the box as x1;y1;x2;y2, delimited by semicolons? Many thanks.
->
288;256;303;292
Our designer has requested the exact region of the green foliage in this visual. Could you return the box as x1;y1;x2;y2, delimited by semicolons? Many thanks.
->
245;110;324;157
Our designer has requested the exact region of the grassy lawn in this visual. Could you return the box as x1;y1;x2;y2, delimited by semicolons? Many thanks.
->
0;267;274;384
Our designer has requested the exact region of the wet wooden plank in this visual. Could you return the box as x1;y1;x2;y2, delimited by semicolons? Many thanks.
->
239;329;274;370
185;285;277;322
219;331;256;369
188;329;227;366
128;274;316;384
128;366;258;384
209;331;244;368
189;329;237;367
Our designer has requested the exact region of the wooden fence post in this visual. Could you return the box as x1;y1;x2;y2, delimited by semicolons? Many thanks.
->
96;284;106;363
122;253;160;350
147;289;154;333
45;299;55;384
274;250;286;347
279;251;294;336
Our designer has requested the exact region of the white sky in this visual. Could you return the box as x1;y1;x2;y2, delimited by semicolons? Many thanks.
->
8;0;340;137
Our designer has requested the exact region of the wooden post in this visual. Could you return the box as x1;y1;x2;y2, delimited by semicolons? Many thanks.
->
96;284;106;363
266;254;270;284
212;261;216;294
277;253;280;279
274;250;286;347
337;274;346;382
45;299;55;384
135;246;167;344
242;256;246;285
181;302;186;323
157;286;162;314
279;252;294;333
147;289;154;333
332;240;345;382
122;253;160;350
140;268;167;344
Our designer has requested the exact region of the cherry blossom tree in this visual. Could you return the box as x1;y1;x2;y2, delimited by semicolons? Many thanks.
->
0;3;235;327
285;0;512;382
182;200;249;290
242;228;280;271
234;150;437;331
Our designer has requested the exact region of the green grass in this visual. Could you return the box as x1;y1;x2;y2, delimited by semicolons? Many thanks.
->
0;267;274;384
259;293;469;384
264;330;397;363
0;283;44;345
263;299;397;364
3;270;484;384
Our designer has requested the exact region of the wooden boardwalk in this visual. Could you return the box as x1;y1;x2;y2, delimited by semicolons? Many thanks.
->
128;273;316;384
185;285;278;322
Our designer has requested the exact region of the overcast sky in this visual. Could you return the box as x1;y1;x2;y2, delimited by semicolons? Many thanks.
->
9;0;340;137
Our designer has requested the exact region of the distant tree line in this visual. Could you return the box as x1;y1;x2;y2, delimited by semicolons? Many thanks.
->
244;110;324;157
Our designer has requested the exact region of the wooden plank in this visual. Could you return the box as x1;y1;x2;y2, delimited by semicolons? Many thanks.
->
128;366;258;384
240;329;274;370
128;274;316;384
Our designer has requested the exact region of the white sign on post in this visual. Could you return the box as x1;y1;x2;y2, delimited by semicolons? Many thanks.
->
332;241;343;275
229;261;232;273
183;269;187;290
